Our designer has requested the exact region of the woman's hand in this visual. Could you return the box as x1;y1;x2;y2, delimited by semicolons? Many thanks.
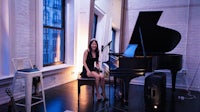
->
87;70;91;75
94;67;101;74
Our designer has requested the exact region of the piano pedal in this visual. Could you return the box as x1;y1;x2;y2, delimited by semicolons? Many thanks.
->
124;101;128;107
114;90;122;100
118;91;122;98
120;99;128;107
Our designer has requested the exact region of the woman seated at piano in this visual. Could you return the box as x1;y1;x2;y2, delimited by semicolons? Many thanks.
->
80;38;108;101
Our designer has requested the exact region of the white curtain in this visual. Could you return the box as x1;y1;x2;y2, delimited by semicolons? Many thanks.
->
0;0;10;76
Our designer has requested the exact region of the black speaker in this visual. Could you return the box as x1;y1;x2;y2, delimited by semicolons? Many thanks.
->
144;72;166;112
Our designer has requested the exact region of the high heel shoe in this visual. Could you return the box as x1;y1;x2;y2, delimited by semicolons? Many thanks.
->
101;93;108;101
95;93;102;102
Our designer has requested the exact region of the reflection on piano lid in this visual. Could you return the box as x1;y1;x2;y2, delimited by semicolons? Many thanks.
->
109;44;138;57
122;44;138;57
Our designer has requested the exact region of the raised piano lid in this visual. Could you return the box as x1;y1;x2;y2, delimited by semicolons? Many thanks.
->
129;11;181;55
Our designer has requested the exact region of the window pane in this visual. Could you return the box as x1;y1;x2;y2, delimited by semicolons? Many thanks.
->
43;0;65;66
43;0;62;28
43;28;64;65
111;28;116;52
92;14;98;38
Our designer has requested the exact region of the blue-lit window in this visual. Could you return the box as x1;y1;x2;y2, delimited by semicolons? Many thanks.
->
53;0;60;9
92;14;98;38
111;28;116;52
43;0;65;66
43;0;49;7
53;12;59;24
43;9;50;26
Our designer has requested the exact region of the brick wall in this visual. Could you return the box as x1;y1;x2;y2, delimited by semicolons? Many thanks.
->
186;1;200;90
14;0;35;59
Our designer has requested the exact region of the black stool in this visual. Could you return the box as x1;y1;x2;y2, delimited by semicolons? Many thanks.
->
77;76;95;102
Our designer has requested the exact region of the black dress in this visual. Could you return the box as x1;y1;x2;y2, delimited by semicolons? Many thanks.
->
80;51;98;78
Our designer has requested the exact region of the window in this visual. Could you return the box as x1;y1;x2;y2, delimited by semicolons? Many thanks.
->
43;0;49;7
53;0;60;9
43;0;65;66
43;9;50;26
92;14;98;38
111;28;116;52
53;12;59;24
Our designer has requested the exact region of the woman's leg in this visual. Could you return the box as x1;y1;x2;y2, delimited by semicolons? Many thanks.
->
87;71;101;100
99;73;107;99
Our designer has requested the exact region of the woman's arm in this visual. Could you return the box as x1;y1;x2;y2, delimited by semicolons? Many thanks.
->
96;61;100;69
83;50;91;74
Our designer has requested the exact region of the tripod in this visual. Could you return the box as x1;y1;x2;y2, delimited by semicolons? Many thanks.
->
101;41;127;112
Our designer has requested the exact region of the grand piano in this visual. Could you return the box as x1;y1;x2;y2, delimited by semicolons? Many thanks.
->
109;11;182;103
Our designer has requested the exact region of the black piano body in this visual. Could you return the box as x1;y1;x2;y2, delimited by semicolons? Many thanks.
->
109;11;182;102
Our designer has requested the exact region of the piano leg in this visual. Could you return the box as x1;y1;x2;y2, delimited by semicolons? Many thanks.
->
171;70;178;92
124;78;132;103
113;77;124;101
119;77;135;105
114;77;117;90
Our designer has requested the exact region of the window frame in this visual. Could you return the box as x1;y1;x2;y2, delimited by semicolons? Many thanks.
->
34;0;76;71
92;14;98;38
43;0;65;67
111;28;116;53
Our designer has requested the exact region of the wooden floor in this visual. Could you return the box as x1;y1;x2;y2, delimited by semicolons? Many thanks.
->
1;80;200;112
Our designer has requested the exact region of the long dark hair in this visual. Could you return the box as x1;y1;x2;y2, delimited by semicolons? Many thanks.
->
88;39;99;59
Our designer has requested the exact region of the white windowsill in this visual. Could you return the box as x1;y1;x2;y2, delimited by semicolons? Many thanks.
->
0;64;76;81
41;64;75;72
0;75;13;80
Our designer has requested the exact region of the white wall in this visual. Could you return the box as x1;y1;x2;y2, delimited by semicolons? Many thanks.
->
74;0;122;71
125;0;200;91
94;0;122;64
0;0;11;78
95;0;121;28
186;0;200;91
75;0;91;72
0;0;78;105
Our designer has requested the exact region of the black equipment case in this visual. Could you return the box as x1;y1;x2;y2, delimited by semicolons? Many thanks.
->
144;72;166;111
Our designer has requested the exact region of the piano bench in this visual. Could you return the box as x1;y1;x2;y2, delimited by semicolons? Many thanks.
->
77;76;95;102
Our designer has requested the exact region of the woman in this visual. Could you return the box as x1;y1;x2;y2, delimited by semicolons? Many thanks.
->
80;38;108;101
